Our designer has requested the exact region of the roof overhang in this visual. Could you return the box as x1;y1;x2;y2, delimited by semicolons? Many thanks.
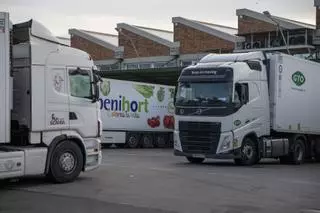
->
236;9;315;30
69;28;123;52
98;67;183;86
116;23;180;54
172;17;245;43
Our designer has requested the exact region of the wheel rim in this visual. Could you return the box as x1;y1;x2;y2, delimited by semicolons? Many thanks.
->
295;144;303;161
143;136;152;146
128;136;137;146
242;144;253;160
59;152;76;174
156;136;165;146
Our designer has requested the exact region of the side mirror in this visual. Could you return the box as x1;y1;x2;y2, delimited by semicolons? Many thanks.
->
240;84;249;105
173;86;177;106
92;83;100;103
91;71;102;103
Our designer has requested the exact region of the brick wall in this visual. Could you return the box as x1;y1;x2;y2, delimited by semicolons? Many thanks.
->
118;29;170;58
238;15;277;35
174;23;234;54
71;35;114;60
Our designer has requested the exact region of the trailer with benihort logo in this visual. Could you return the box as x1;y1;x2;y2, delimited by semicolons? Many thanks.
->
174;51;320;165
99;78;175;148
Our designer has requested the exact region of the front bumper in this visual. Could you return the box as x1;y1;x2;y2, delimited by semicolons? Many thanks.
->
174;130;241;159
174;149;241;159
83;138;102;172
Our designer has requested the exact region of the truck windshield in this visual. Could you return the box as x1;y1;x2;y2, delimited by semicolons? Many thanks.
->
175;82;233;106
69;68;92;99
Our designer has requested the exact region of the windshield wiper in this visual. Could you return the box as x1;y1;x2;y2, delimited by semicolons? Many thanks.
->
208;97;226;104
176;98;200;106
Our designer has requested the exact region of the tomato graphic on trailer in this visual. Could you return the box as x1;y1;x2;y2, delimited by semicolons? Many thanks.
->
147;116;161;128
163;115;174;129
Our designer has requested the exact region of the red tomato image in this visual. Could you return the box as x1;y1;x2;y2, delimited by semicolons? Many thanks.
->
147;116;161;128
163;115;174;129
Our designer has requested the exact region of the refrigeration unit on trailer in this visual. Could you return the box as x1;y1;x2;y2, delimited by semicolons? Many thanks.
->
0;12;102;183
174;51;320;165
99;78;175;148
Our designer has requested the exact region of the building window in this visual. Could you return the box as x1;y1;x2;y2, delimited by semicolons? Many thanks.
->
126;63;139;70
139;63;152;69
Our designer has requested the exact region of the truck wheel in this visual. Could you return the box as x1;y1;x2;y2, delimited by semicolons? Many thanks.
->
126;133;140;148
315;153;320;162
48;140;83;183
234;137;258;166
155;134;167;148
186;157;205;164
141;134;154;148
314;141;320;162
289;139;305;165
167;133;174;148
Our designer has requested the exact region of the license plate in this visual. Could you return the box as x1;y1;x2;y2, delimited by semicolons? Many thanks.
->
192;154;205;158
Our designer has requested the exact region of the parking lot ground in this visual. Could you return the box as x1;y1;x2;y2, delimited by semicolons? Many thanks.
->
1;148;320;213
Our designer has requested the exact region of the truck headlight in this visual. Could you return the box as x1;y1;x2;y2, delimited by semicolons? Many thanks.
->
85;140;100;152
220;135;232;152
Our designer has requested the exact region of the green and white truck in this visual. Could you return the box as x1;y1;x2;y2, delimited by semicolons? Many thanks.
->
174;51;320;165
99;78;175;148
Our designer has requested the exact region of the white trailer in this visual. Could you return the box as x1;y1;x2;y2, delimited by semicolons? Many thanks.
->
99;78;175;148
174;51;320;165
0;12;102;183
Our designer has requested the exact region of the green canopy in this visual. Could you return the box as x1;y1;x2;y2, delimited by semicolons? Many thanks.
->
97;67;184;86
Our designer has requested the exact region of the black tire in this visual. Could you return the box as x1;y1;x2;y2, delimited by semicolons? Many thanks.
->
126;133;140;148
48;140;83;183
154;134;167;148
186;157;205;164
141;134;154;148
234;137;258;166
167;133;174;148
288;139;305;165
314;141;320;162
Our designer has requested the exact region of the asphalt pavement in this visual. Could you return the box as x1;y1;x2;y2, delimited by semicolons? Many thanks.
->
1;148;320;213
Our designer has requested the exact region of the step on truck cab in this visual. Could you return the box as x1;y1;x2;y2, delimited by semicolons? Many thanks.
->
0;12;102;183
174;51;320;165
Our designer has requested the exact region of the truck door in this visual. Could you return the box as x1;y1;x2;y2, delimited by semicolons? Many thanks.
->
67;67;98;138
46;66;70;130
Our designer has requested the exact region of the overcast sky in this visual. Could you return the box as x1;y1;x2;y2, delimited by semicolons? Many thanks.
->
0;0;315;37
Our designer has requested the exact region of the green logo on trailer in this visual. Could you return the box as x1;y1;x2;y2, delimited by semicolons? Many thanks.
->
292;71;305;86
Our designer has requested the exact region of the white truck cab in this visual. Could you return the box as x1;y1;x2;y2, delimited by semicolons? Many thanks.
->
0;12;102;183
174;51;320;165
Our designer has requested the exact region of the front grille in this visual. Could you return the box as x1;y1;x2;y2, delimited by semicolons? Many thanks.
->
179;121;221;154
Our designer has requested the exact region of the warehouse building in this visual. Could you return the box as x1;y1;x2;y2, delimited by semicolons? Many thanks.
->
234;8;315;57
68;5;318;75
69;16;244;71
